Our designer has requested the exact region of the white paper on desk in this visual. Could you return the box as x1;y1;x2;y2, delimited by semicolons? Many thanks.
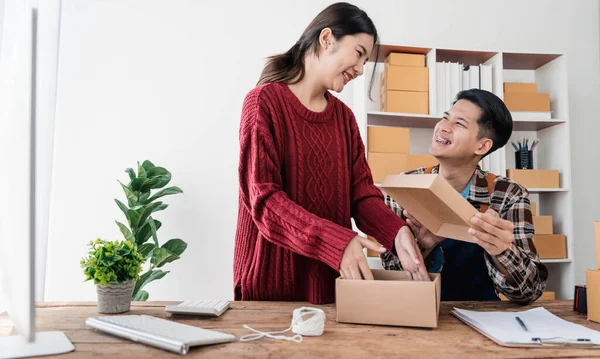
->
453;307;600;345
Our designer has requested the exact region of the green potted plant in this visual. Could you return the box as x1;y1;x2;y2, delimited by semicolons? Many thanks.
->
80;238;144;313
115;160;187;301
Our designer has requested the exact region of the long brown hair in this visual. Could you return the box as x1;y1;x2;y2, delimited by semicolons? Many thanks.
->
257;2;380;97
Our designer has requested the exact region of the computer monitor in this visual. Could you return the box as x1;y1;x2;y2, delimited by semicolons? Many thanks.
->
0;3;73;357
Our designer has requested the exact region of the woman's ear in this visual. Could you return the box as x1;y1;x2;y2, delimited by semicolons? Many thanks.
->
319;27;334;51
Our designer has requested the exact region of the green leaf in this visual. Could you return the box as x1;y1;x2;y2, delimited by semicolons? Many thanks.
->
138;202;163;230
130;178;147;192
148;216;159;246
152;203;168;213
135;219;162;245
116;221;134;243
147;167;171;189
147;186;183;203
151;248;179;268
137;161;147;179
140;179;160;193
137;243;156;259
162;239;187;256
132;290;149;301
126;209;141;229
119;181;138;207
138;191;151;205
133;269;169;297
114;199;129;218
125;168;136;181
142;160;156;172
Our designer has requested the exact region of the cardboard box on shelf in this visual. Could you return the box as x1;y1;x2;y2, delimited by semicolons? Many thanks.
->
534;234;566;259
367;126;410;154
366;236;382;257
380;174;478;243
530;201;537;216
504;92;551;112
506;169;560;189
503;82;537;93
336;270;441;328
385;53;425;67
380;90;428;114
586;269;600;323
367;152;438;183
533;216;553;235
382;65;429;92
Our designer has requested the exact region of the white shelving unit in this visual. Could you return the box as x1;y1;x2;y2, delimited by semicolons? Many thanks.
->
353;45;574;299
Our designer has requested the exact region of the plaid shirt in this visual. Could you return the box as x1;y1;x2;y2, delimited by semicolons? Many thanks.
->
380;165;549;305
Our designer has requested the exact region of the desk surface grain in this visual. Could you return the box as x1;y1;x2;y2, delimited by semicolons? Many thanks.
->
1;300;599;358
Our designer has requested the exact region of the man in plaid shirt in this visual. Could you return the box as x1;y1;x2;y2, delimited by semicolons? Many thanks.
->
381;89;548;305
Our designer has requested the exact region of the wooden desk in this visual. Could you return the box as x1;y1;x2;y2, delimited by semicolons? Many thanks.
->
1;301;599;358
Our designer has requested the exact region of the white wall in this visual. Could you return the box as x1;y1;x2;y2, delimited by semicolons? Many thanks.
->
45;0;600;301
0;0;5;54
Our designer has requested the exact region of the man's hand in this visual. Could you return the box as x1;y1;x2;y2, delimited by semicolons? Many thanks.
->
468;209;515;256
394;226;430;281
340;235;386;280
403;210;444;249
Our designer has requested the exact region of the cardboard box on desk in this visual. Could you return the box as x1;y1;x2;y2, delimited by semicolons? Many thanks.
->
586;270;600;323
336;270;441;328
595;221;600;269
380;174;478;242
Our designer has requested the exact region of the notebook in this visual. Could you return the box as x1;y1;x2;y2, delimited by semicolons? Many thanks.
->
452;307;600;347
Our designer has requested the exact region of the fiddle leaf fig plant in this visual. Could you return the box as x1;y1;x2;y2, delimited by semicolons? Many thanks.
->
115;160;187;301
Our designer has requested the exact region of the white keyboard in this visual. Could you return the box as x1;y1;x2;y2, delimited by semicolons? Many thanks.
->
165;300;230;317
86;315;236;355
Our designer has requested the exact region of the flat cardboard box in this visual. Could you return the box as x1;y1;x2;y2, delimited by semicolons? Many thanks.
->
385;53;425;67
381;174;478;242
531;201;537;216
381;90;429;114
534;234;566;259
587;269;600;323
503;82;537;93
533;216;553;234
506;169;560;189
499;291;555;301
595;221;600;269
504;92;551;112
367;126;410;154
367;152;438;183
336;270;441;328
382;65;429;92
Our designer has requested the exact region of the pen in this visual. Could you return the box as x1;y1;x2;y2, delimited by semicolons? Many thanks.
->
511;142;519;151
515;316;528;332
530;139;540;151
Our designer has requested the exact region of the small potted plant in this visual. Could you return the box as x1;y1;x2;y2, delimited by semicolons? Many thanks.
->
81;238;144;314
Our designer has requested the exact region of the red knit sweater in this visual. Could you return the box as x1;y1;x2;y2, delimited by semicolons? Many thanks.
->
234;82;406;304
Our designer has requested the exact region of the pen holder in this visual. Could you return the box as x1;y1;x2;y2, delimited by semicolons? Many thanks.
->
515;150;533;169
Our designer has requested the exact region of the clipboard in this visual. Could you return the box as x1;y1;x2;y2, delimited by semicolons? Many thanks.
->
451;308;600;348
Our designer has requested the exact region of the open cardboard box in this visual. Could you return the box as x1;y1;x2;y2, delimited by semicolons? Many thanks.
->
381;173;478;242
336;270;441;328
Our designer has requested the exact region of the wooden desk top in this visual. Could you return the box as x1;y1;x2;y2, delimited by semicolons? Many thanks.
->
1;300;599;358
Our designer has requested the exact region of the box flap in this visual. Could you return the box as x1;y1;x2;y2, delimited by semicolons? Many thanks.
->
381;174;478;242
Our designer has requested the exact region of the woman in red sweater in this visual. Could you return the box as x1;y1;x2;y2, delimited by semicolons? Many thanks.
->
234;2;425;305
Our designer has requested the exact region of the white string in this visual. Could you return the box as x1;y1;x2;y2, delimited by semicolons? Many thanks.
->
240;307;325;343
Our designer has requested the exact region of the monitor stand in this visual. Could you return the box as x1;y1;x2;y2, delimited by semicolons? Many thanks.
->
0;331;74;359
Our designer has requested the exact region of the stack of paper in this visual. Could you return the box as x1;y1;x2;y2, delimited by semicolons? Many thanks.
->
453;307;600;346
